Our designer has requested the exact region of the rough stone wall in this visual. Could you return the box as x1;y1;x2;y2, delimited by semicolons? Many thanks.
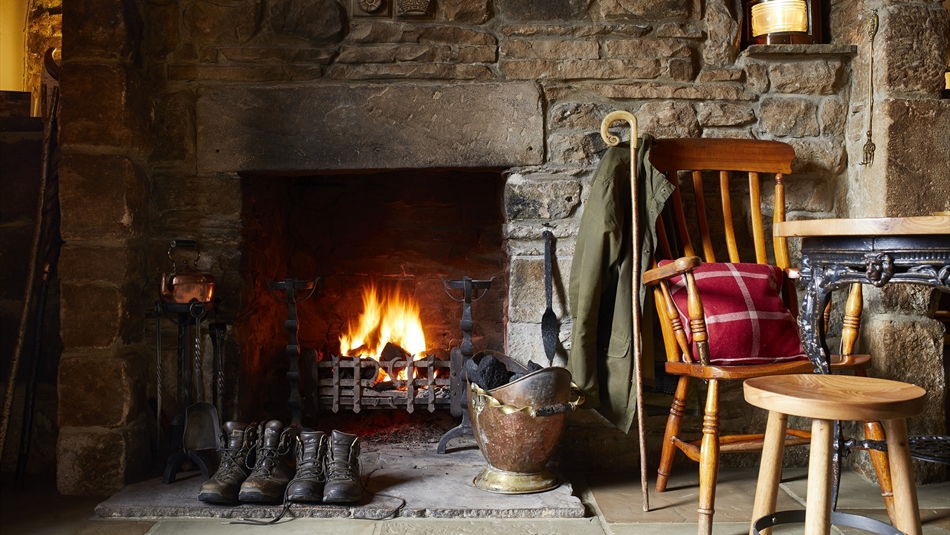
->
56;0;154;495
55;0;950;492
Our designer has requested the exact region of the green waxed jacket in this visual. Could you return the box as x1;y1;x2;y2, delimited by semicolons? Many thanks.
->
567;136;674;433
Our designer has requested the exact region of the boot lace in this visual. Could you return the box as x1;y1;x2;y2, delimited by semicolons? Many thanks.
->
215;425;255;482
327;442;359;482
294;435;328;481
247;426;295;476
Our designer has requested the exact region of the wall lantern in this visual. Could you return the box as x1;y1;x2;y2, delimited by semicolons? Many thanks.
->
743;0;824;45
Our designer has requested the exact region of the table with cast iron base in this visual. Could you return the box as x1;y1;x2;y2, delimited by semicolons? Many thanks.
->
768;215;950;534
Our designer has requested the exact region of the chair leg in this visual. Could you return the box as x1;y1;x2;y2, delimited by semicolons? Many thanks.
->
805;418;834;535
750;410;788;535
863;420;897;524
656;375;690;492
882;418;922;535
698;379;720;535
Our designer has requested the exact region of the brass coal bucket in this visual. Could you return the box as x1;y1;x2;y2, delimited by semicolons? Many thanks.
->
468;366;583;494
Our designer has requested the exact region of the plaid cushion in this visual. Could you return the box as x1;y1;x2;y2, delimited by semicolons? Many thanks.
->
659;261;806;365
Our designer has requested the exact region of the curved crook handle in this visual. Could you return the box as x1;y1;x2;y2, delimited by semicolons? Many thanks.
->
600;110;639;150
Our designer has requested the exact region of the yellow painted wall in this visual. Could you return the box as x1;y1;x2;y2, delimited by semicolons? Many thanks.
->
0;0;28;91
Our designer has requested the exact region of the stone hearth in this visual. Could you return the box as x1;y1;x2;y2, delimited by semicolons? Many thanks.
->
95;443;585;519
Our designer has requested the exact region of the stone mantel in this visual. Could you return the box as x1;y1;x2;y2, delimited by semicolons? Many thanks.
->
196;82;544;174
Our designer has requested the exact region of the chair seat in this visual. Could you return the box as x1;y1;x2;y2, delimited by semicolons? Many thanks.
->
744;374;926;422
665;353;870;380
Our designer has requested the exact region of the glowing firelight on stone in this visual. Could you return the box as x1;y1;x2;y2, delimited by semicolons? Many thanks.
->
339;283;427;380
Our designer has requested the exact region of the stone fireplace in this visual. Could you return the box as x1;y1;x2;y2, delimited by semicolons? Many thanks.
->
18;0;948;496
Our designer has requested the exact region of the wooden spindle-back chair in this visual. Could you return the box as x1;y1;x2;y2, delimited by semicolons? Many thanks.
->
639;138;889;534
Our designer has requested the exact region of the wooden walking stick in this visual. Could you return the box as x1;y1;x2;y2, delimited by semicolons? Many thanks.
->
600;111;649;512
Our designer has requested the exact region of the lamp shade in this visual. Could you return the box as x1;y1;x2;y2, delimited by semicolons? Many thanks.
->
744;0;824;46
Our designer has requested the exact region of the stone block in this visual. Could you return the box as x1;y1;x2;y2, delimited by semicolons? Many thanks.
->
409;26;496;45
547;131;605;166
147;2;179;60
702;0;739;67
762;177;835;214
879;4;949;96
58;355;143;427
267;0;345;44
59;63;149;151
60;283;123;349
599;0;689;20
501;39;599;60
768;59;843;95
217;47;335;63
505;174;581;221
196;82;543;172
865;316;945;439
666;58;695;81
58;245;139;284
549;102;616;130
62;0;141;61
60;154;149;241
496;0;590;21
57;422;149;496
506;321;569;369
744;62;769;93
592;82;755;101
604;39;692;58
507;255;571;324
698;68;743;83
701;127;753;139
819;98;848;137
880;98;950;215
758;98;820;138
656;22;703;38
502;59;662;80
150;91;195;165
329;63;491;80
168;64;323;82
638;101;700;138
152;173;243;217
697;102;754;126
784;138;845;174
183;0;262;48
443;0;491;23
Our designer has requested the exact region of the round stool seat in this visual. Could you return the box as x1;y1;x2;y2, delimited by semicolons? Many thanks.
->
744;374;926;422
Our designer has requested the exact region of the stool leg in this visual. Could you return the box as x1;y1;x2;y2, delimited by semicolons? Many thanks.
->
882;418;922;535
805;418;833;535
750;410;788;535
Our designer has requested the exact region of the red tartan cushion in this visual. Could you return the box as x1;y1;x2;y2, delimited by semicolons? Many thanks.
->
659;261;807;365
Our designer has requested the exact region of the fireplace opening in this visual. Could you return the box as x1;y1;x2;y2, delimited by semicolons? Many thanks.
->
237;169;508;438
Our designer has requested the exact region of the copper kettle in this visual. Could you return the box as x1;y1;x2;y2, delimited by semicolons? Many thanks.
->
159;240;214;304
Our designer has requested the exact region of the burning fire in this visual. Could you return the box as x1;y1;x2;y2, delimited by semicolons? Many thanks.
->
339;283;426;381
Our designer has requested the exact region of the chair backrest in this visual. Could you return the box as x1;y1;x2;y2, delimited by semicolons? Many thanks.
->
647;138;798;364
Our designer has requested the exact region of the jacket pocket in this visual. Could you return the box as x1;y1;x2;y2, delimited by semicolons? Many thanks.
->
606;332;630;359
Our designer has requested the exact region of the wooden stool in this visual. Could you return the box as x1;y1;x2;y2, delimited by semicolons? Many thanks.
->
743;374;927;535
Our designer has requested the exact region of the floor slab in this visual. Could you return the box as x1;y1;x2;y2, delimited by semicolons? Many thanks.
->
586;467;803;524
94;444;585;520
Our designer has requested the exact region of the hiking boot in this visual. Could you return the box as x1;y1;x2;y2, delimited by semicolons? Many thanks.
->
238;420;296;503
322;430;362;503
198;421;258;504
286;430;329;502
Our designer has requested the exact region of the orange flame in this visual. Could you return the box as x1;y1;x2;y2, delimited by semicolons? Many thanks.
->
339;283;426;380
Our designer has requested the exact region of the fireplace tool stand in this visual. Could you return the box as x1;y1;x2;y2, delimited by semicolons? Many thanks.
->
267;278;319;427
154;298;222;484
437;276;493;454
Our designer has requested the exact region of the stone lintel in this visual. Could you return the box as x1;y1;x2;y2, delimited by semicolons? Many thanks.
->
196;82;544;173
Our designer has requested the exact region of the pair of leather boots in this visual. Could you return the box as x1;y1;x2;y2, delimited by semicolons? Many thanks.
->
197;420;361;505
